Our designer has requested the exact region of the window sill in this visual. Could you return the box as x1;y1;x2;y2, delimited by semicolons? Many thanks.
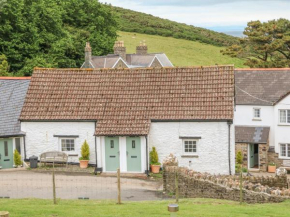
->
278;124;290;126
252;118;261;121
181;155;199;158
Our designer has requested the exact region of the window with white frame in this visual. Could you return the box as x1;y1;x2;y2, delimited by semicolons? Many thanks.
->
279;110;290;124
61;139;75;151
183;140;197;155
280;144;290;158
253;108;261;119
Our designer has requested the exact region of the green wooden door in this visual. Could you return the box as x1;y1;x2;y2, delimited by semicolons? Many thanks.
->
0;139;13;169
249;144;254;168
105;137;120;171
126;137;141;172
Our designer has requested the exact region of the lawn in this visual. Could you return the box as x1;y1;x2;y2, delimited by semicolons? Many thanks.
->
118;31;246;68
0;198;289;217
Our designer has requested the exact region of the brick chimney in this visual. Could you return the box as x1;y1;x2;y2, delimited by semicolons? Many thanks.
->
85;42;92;65
114;41;126;60
136;40;148;55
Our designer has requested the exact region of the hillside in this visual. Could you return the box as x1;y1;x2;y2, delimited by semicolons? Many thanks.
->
118;31;245;68
108;5;239;47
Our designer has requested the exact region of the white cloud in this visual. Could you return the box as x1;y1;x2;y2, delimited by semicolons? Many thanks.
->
100;0;290;29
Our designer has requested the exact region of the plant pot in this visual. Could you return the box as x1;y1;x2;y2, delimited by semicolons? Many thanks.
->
151;165;161;174
268;165;276;173
79;160;89;169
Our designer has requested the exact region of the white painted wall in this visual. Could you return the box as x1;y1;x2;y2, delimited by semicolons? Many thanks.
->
234;105;275;147
21;122;96;164
274;94;290;155
148;122;235;175
99;136;147;173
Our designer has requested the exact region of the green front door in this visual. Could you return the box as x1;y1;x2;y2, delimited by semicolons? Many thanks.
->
105;137;120;171
249;144;254;168
126;137;141;172
0;139;13;169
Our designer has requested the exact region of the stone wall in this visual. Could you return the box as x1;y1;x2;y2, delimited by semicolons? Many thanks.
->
268;150;283;168
163;166;289;203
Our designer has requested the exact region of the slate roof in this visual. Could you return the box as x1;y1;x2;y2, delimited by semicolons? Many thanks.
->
0;77;31;137
20;66;234;136
235;68;290;106
235;126;270;144
87;53;173;69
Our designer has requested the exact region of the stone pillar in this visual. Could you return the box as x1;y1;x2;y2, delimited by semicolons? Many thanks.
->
114;41;126;60
136;40;148;55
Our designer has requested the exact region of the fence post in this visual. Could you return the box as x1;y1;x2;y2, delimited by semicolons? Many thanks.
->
175;170;179;203
239;172;243;204
117;168;121;204
52;159;57;205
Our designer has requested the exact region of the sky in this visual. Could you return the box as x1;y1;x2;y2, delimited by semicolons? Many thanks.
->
99;0;290;33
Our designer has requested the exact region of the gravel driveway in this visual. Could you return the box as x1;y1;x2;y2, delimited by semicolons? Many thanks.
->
0;170;163;201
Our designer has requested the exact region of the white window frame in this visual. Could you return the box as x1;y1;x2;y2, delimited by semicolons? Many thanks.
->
59;138;76;152
182;139;198;156
279;109;290;125
253;108;261;120
279;143;290;159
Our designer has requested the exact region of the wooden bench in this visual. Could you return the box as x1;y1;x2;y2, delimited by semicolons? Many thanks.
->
280;160;290;171
40;151;68;167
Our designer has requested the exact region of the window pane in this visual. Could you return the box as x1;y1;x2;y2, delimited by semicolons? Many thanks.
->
280;110;286;123
287;110;290;123
288;144;290;157
4;141;8;156
132;140;135;149
61;139;75;151
110;140;114;148
15;138;21;154
281;144;286;156
254;109;260;118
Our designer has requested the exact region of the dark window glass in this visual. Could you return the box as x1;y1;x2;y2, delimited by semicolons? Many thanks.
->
61;139;75;151
110;140;114;148
132;140;135;149
4;141;8;156
287;110;290;123
15;138;21;154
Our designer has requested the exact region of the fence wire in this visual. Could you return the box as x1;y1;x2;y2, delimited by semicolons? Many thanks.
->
0;168;166;202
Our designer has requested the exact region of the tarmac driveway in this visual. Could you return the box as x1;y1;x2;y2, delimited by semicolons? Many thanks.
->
0;170;163;201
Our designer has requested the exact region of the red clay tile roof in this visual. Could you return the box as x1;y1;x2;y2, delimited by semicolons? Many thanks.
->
20;66;234;136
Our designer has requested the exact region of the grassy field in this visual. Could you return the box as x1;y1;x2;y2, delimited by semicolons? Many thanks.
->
0;198;289;217
118;31;246;68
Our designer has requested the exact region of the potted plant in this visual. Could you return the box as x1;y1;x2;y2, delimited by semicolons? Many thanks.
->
79;140;90;169
13;149;22;168
150;147;161;173
268;162;276;173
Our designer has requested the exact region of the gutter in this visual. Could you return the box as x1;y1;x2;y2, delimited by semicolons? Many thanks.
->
228;121;233;175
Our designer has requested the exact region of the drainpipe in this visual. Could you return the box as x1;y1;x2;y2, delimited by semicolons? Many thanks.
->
23;135;27;161
228;121;233;175
95;122;98;167
145;135;149;176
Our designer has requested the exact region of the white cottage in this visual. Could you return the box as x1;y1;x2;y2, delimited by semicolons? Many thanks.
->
235;68;290;172
20;66;235;175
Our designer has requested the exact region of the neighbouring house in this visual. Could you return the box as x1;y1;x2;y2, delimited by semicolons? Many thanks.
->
81;41;173;69
235;68;290;172
0;77;30;169
20;66;235;175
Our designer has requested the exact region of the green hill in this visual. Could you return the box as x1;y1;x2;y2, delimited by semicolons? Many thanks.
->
108;5;239;47
118;31;245;67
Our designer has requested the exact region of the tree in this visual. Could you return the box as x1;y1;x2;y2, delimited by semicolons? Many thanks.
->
14;149;22;167
0;0;117;75
79;140;90;160
221;19;290;68
0;54;9;76
149;147;160;165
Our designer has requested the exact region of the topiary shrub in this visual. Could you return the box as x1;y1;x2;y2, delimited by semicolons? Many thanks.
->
79;140;90;161
150;147;160;165
236;151;243;172
14;149;22;167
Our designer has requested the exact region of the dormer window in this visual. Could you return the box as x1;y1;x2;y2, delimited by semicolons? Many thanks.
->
279;109;290;124
253;108;261;119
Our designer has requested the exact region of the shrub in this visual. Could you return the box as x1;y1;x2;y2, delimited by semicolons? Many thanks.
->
269;162;276;166
150;147;160;165
242;167;248;173
79;140;90;160
14;149;22;167
236;151;243;165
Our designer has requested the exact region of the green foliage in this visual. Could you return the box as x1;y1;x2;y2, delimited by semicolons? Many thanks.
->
14;149;22;166
0;0;118;75
268;162;276;166
236;151;243;165
0;54;9;76
149;147;160;165
79;140;90;161
241;167;248;173
106;5;239;47
222;18;290;68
